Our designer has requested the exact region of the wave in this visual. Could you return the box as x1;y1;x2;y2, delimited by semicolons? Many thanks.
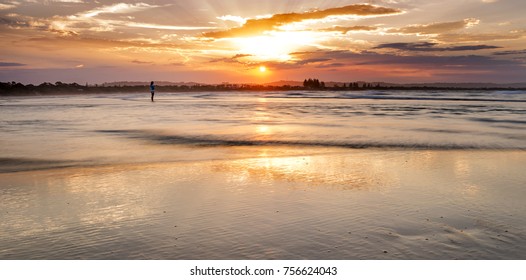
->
470;117;526;126
0;158;81;173
96;130;526;150
3;129;524;173
265;93;526;103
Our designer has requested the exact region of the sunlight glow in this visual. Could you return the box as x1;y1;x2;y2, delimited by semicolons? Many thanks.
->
256;125;270;134
3;1;525;84
229;31;316;61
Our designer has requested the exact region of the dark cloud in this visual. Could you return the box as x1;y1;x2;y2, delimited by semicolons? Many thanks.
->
315;63;346;68
448;45;501;51
374;42;500;52
356;54;501;66
232;54;253;59
131;60;153;64
0;62;26;67
436;31;526;43
493;49;526;55
203;4;400;38
262;51;359;70
261;49;523;75
210;54;254;64
210;53;331;68
0;16;32;28
297;58;332;65
301;50;522;68
320;25;378;33
0;15;78;36
287;49;526;81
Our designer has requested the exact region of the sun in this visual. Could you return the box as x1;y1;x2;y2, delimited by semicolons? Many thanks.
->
259;66;267;72
229;31;316;62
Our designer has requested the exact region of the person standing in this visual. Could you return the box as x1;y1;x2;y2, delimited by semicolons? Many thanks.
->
150;81;155;102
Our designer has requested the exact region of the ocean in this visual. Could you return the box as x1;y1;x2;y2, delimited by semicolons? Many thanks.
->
1;90;525;259
1;90;525;169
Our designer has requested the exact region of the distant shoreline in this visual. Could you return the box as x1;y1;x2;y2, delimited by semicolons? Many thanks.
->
1;81;525;96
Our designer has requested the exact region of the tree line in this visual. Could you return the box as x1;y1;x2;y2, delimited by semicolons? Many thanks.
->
303;78;381;89
1;80;523;95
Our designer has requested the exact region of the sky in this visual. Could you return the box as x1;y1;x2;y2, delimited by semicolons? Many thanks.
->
0;0;525;84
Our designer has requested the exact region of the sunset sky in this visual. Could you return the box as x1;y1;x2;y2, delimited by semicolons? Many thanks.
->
1;0;525;84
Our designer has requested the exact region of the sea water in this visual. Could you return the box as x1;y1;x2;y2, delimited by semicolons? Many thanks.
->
1;90;526;259
1;90;525;171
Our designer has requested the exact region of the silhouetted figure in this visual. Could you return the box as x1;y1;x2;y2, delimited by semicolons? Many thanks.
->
150;81;155;101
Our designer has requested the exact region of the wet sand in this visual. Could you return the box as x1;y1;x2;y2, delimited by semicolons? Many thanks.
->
1;147;525;259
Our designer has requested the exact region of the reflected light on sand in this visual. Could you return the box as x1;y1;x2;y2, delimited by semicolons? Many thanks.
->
4;150;524;259
254;107;269;119
462;184;480;196
47;167;156;226
257;156;310;174
257;97;268;103
252;96;275;141
256;125;271;135
454;158;472;178
210;149;394;191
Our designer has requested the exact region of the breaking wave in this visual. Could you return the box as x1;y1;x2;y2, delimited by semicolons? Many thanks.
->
96;129;526;150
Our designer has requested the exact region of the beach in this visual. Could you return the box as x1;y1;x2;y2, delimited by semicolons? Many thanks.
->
1;90;526;259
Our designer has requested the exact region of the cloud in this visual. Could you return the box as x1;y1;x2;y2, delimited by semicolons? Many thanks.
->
436;31;526;42
52;0;84;3
376;0;413;3
493;49;526;55
131;60;153;64
259;49;525;74
297;57;332;65
209;52;332;69
0;3;17;10
390;18;479;35
374;42;500;52
210;54;255;64
125;22;216;31
66;2;216;33
0;15;37;29
80;3;159;18
203;4;401;38
0;61;27;67
232;54;253;59
23;36;190;52
0;5;216;37
312;50;518;67
320;25;378;33
217;15;247;25
315;62;347;68
0;13;82;36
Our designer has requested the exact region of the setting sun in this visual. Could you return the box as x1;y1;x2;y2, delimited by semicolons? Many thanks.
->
259;66;267;72
229;31;316;62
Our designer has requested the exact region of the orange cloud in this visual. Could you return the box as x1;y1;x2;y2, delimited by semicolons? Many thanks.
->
203;4;401;38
